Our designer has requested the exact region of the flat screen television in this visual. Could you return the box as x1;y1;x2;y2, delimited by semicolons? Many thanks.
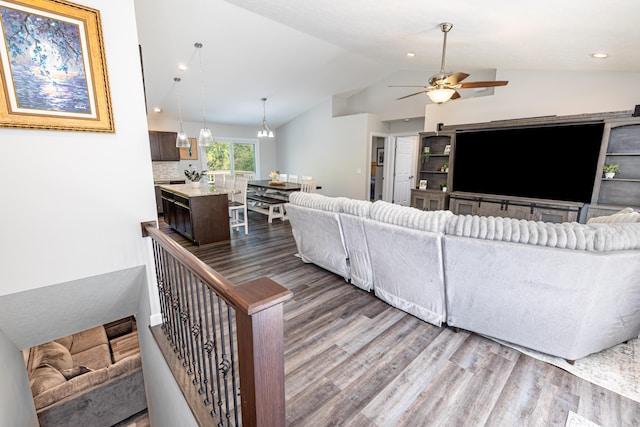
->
452;122;605;203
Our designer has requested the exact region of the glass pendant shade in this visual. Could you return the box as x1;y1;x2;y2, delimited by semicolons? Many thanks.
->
198;127;214;146
427;88;455;104
176;130;190;147
174;77;190;147
194;42;215;147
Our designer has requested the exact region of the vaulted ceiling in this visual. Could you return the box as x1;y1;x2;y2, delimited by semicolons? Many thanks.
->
134;0;640;129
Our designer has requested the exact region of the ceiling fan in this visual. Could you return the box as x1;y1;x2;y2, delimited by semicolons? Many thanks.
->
390;22;508;104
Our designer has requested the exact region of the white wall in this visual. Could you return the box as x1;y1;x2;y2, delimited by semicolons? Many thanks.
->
0;2;154;295
277;99;389;199
0;1;196;425
424;70;640;130
0;330;38;427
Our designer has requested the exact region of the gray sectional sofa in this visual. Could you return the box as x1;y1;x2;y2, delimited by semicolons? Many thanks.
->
286;193;640;361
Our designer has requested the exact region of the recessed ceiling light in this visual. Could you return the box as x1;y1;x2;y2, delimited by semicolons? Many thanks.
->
592;53;608;59
406;52;416;57
153;107;162;113
177;64;187;71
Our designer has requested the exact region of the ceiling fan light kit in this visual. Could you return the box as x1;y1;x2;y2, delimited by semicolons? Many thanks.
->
390;22;508;103
427;88;456;104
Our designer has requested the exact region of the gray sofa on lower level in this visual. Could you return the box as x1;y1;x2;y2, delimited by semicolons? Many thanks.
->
286;192;640;361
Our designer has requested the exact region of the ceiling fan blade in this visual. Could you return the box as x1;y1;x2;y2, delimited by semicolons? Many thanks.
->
397;90;428;100
388;84;429;88
459;80;509;88
451;91;461;100
444;72;469;85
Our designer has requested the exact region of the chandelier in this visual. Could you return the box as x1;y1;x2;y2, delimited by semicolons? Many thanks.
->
257;97;274;138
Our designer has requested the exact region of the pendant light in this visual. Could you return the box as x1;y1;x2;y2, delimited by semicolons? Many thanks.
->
195;42;214;147
257;97;274;138
174;77;190;147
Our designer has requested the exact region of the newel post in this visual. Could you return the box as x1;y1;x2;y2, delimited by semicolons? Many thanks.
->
231;277;292;427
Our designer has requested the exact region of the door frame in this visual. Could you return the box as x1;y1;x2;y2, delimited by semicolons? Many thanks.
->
380;132;420;203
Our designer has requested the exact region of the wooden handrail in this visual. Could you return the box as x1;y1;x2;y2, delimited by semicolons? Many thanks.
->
142;221;292;426
142;221;292;315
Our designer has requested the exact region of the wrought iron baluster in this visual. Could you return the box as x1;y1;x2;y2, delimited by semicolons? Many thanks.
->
187;272;203;386
216;297;232;425
200;285;215;409
167;254;181;349
207;288;222;420
226;306;240;426
177;263;192;369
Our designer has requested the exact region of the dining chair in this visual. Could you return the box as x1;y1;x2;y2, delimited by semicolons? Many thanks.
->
301;175;313;181
229;176;248;234
223;174;236;201
288;174;299;184
278;173;288;182
212;172;227;187
301;178;317;193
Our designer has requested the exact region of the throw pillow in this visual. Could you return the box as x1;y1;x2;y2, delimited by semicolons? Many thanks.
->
37;341;73;372
60;365;92;380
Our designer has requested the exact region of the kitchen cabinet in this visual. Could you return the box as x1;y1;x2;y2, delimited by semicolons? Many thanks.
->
154;180;185;214
149;131;180;161
160;185;230;245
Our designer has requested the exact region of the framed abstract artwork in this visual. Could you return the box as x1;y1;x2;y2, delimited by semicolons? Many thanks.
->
180;137;198;160
0;0;114;132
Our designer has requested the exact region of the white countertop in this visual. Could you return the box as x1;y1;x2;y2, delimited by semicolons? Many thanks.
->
159;183;231;198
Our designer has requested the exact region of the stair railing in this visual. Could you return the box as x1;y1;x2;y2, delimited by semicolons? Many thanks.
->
142;221;292;426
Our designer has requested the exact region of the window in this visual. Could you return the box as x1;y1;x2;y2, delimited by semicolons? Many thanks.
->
203;138;257;176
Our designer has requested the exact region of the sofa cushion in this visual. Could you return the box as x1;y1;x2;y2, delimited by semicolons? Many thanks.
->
30;365;66;397
445;214;640;251
54;335;73;351
587;207;640;224
69;325;108;354
341;198;372;217
34;341;73;372
370;201;452;233
72;343;111;370
288;192;344;212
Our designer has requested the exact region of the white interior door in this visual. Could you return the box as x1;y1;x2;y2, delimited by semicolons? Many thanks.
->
392;136;418;205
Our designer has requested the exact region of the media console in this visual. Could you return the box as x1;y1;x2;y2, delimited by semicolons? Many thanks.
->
411;110;640;223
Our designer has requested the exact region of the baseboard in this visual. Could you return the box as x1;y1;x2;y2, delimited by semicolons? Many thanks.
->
149;313;163;327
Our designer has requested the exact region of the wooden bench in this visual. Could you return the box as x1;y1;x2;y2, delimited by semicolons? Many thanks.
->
247;194;287;223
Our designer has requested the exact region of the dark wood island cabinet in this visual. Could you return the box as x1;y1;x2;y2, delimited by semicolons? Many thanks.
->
160;184;230;245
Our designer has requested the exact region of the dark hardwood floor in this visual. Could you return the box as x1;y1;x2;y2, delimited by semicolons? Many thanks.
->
158;212;640;427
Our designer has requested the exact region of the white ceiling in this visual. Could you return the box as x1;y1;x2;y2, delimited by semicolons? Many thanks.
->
133;0;640;129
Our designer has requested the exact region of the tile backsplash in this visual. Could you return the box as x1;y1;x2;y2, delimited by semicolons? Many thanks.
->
152;162;182;180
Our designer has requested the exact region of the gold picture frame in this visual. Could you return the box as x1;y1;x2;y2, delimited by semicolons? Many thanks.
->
0;0;114;132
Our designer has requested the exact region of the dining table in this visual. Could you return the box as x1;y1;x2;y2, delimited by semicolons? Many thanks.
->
247;180;302;194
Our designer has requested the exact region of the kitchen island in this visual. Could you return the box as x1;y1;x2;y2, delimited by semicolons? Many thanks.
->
159;183;231;245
